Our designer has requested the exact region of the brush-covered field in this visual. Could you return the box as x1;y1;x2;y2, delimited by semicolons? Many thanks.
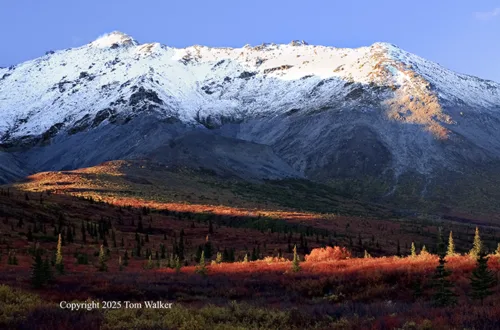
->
1;162;500;329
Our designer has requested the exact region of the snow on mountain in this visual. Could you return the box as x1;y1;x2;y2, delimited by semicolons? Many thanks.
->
1;31;500;142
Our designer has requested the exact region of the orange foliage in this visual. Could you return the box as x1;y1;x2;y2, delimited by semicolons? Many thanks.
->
304;246;352;262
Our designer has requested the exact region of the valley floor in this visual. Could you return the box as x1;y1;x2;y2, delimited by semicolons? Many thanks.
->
0;182;499;329
1;254;500;329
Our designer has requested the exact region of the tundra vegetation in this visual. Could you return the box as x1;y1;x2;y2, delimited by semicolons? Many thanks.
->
1;183;500;329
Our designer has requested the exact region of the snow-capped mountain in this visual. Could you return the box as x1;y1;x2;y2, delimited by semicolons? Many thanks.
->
2;31;500;212
1;31;499;141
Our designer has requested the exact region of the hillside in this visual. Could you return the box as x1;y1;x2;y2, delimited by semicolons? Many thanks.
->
1;31;500;215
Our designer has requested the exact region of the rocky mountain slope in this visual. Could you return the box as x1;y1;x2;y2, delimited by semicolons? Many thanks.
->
1;31;500;213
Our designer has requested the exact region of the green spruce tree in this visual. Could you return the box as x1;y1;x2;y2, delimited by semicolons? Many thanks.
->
215;252;223;264
123;250;129;266
447;231;456;257
145;255;154;269
431;232;457;307
55;234;64;274
98;245;108;271
43;256;52;283
195;251;207;276
470;252;497;305
292;245;301;272
31;251;46;288
469;227;482;259
174;255;181;274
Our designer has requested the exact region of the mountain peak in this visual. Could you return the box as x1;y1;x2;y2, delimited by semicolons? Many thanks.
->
90;31;138;48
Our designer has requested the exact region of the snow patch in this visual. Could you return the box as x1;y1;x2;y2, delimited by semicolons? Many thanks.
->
90;31;138;49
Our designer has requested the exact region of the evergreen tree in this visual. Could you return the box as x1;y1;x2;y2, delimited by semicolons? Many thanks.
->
215;252;222;264
31;251;46;288
412;279;423;300
27;226;33;242
251;247;258;261
178;230;185;260
160;243;166;259
174;255;181;274
168;253;174;269
55;234;64;274
66;226;73;244
420;245;428;255
10;252;19;265
135;242;141;257
123;250;129;266
447;231;456;257
98;245;108;271
43;256;52;282
61;229;66;246
243;253;248;263
292;245;301;272
195;245;203;263
431;232;457;307
31;247;52;288
208;218;214;234
145;255;154;269
112;230;117;248
204;241;213;259
410;242;417;258
195;251;207;276
81;221;86;243
469;227;482;258
137;217;143;233
364;250;371;258
76;252;88;265
470;252;497;305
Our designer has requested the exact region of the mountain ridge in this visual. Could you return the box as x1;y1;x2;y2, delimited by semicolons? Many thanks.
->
1;31;500;216
1;31;499;142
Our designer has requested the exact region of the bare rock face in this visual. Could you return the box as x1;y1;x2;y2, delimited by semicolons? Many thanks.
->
1;32;500;212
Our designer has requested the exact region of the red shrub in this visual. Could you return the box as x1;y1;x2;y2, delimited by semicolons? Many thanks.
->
304;246;351;262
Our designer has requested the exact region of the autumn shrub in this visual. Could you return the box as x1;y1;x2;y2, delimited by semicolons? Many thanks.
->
304;246;351;262
102;302;298;330
0;285;43;327
20;306;104;330
262;256;288;263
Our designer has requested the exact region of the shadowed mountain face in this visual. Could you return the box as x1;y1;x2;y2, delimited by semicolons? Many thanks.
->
1;32;500;215
0;152;28;184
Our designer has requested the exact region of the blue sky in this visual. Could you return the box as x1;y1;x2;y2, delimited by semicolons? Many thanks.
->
1;0;499;81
